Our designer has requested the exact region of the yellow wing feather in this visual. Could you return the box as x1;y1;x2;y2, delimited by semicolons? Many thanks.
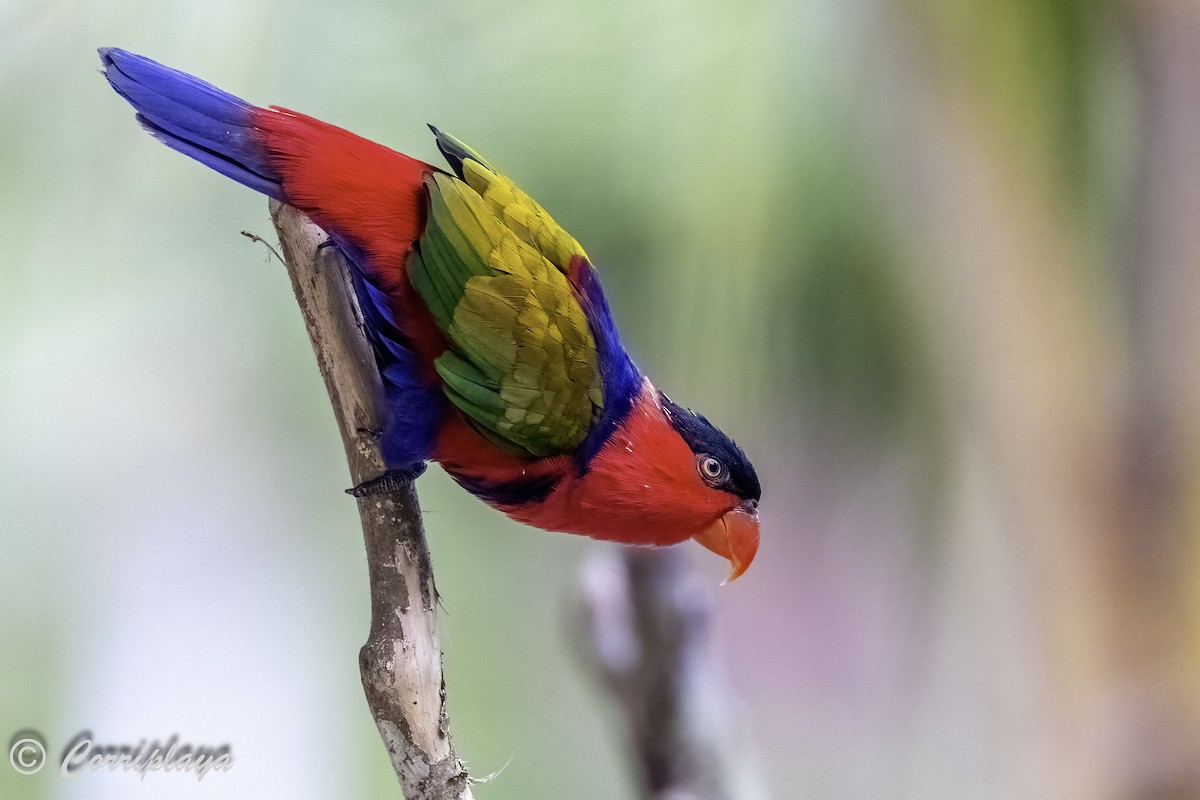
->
411;167;603;459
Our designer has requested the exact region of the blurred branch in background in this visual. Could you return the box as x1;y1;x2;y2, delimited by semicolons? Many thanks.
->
1121;0;1200;792
1123;0;1200;638
270;202;472;800
874;0;1200;796
575;548;766;800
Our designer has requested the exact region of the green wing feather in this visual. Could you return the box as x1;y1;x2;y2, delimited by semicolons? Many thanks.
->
410;137;603;459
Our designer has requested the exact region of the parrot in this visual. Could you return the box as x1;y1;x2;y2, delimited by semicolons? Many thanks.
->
99;48;761;581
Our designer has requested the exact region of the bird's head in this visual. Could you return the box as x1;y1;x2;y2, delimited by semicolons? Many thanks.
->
658;393;761;582
577;381;761;581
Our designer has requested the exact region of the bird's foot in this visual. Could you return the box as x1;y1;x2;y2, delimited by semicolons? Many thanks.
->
347;464;428;498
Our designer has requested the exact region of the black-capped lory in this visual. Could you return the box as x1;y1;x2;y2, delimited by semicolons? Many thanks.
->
100;48;761;581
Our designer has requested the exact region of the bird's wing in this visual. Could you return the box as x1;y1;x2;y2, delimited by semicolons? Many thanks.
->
409;130;606;459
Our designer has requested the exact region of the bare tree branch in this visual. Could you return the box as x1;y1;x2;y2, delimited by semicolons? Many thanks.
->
268;201;473;800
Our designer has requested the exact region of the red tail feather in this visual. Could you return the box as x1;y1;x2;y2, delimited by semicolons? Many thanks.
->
253;106;433;287
252;107;446;378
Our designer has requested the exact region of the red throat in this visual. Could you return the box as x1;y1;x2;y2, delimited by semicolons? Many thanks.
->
440;381;736;547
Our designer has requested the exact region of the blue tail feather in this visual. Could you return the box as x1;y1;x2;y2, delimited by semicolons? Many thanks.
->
100;48;282;199
103;48;443;470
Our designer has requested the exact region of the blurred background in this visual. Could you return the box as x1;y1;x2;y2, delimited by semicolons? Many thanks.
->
2;0;1199;798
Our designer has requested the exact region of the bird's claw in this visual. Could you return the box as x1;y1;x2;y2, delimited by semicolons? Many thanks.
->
347;464;428;497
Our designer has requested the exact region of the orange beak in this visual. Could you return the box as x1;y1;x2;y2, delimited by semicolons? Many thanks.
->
692;501;760;584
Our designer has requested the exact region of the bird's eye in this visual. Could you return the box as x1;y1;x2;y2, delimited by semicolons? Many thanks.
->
699;456;725;481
